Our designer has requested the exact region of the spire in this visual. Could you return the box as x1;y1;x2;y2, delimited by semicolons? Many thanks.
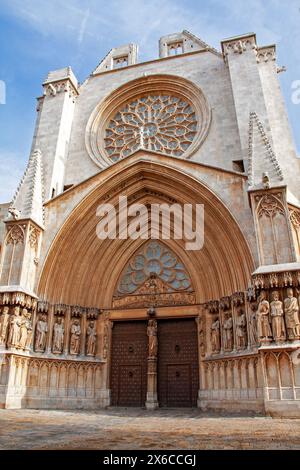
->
248;112;284;189
7;149;44;228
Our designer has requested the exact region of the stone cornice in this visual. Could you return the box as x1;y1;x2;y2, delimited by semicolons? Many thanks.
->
256;45;276;64
221;33;257;62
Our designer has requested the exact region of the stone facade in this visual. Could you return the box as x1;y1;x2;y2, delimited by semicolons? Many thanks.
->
0;30;300;416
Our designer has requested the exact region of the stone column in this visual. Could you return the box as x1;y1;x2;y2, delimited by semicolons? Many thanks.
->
145;318;159;410
63;305;70;355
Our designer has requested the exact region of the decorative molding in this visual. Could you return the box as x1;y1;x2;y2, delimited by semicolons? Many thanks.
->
231;292;245;307
7;149;45;229
248;112;284;187
0;292;37;309
71;305;85;318
54;304;67;316
28;224;40;249
253;271;300;290
37;300;49;313
256;46;276;64
43;80;78;101
219;296;231;311
5;224;25;245
222;35;257;64
256;193;285;218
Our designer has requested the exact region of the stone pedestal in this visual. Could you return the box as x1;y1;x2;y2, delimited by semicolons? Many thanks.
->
145;357;159;410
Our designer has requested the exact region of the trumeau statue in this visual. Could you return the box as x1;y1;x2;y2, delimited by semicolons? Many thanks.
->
223;315;234;351
70;319;81;355
7;307;21;348
211;318;220;353
35;315;48;352
236;310;247;349
284;288;300;341
86;321;97;356
270;291;286;343
147;319;158;359
257;291;272;344
52;317;64;354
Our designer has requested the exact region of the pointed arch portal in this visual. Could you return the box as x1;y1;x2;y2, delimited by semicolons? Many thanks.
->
38;157;254;308
36;156;255;408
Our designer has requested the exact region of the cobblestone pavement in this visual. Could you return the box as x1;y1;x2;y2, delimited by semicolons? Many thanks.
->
0;408;300;450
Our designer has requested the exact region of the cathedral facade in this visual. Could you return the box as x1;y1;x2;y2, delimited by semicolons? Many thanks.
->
0;30;300;417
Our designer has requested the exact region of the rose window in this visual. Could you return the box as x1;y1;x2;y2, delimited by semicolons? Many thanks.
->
104;95;198;162
115;241;193;296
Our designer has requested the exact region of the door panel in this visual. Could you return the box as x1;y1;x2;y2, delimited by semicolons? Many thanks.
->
158;319;199;407
111;321;147;406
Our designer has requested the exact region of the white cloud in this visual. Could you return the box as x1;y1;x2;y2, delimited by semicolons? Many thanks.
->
2;0;298;60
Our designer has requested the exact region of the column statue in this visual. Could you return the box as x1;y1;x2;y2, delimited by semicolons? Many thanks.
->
257;291;272;344
7;307;21;348
270;291;286;343
211;318;220;353
86;321;97;356
284;288;300;341
52;317;64;354
35;315;48;352
223;315;233;351
70;319;81;355
236;310;247;349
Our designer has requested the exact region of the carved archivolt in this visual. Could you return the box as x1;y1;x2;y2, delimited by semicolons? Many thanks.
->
86;74;211;167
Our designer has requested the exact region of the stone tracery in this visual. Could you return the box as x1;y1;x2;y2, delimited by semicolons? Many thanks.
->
115;241;193;297
104;94;198;161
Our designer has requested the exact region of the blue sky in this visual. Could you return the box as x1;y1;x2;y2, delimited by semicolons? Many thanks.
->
0;0;299;202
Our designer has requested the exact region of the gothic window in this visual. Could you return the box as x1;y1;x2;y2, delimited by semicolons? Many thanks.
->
113;56;128;69
86;75;211;168
115;241;193;297
104;94;198;162
168;41;183;55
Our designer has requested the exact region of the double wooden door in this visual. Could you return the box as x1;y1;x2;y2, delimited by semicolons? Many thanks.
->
110;318;199;407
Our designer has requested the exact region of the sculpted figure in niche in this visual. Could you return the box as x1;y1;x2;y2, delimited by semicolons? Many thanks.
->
211;318;220;353
236;309;247;350
25;312;33;350
86;321;97;356
270;291;286;343
223;315;234;351
147;319;158;359
70;319;81;355
0;306;10;345
199;329;206;356
284;288;300;341
7;307;21;348
249;307;258;346
35;315;48;352
52;317;64;354
18;309;30;350
257;291;272;344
